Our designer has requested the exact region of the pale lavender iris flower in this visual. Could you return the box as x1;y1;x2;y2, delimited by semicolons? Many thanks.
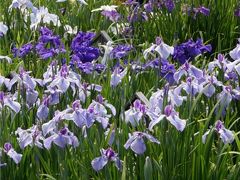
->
3;143;22;164
91;148;122;171
149;105;186;132
43;127;79;149
0;91;21;113
202;120;234;144
15;125;44;149
124;131;160;154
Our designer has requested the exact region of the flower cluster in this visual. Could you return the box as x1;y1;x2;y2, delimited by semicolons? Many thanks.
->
173;38;212;64
36;27;66;59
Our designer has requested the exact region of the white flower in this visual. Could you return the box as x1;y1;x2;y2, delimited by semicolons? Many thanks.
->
0;56;12;63
0;22;8;35
9;0;37;12
91;5;118;12
30;7;61;30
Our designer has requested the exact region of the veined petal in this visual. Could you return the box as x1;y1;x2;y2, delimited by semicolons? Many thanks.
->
91;156;108;171
4;98;21;113
148;115;165;130
7;149;22;164
131;137;146;154
167;115;186;132
219;129;234;144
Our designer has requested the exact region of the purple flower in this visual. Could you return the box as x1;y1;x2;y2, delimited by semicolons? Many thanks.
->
0;91;21;113
43;127;79;149
15;125;44;149
12;43;33;58
110;44;132;59
64;100;95;128
124;131;160;154
3;143;22;164
92;5;120;22
234;8;240;17
37;96;50;120
229;39;240;60
173;38;212;64
149;105;186;132
36;27;66;60
124;99;146;127
202;120;234;144
91;148;122;171
48;64;81;93
174;62;204;83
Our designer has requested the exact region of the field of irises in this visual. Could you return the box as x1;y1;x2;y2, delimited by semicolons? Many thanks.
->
0;0;240;179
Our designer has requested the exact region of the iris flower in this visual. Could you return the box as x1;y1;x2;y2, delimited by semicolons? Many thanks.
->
15;125;44;149
124;131;160;154
202;120;234;144
44;127;79;149
143;37;174;60
3;143;22;164
91;148;122;171
110;67;128;87
149;105;186;132
0;91;21;113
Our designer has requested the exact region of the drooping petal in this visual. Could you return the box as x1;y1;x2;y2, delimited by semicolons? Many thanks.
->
219;129;234;144
43;135;55;149
143;133;160;144
167;115;186;132
37;104;49;120
130;137;146;154
91;156;108;171
42;120;56;136
7;149;22;164
148;115;165;130
4;98;21;113
124;135;136;149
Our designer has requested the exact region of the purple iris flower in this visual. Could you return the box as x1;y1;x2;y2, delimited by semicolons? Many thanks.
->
229;39;240;60
86;96;116;129
110;44;132;59
202;120;234;144
124;131;160;154
180;77;201;96
44;127;79;149
3;143;22;164
37;96;50;120
12;43;33;58
71;31;95;50
193;6;210;17
26;88;39;107
15;125;44;149
70;31;100;64
144;58;176;84
174;62;204;83
64;100;95;128
101;10;121;22
199;75;222;97
0;91;21;113
42;109;72;136
208;54;228;72
91;148;122;171
124;99;146;127
173;38;212;64
36;27;66;60
48;64;81;93
149;105;186;132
